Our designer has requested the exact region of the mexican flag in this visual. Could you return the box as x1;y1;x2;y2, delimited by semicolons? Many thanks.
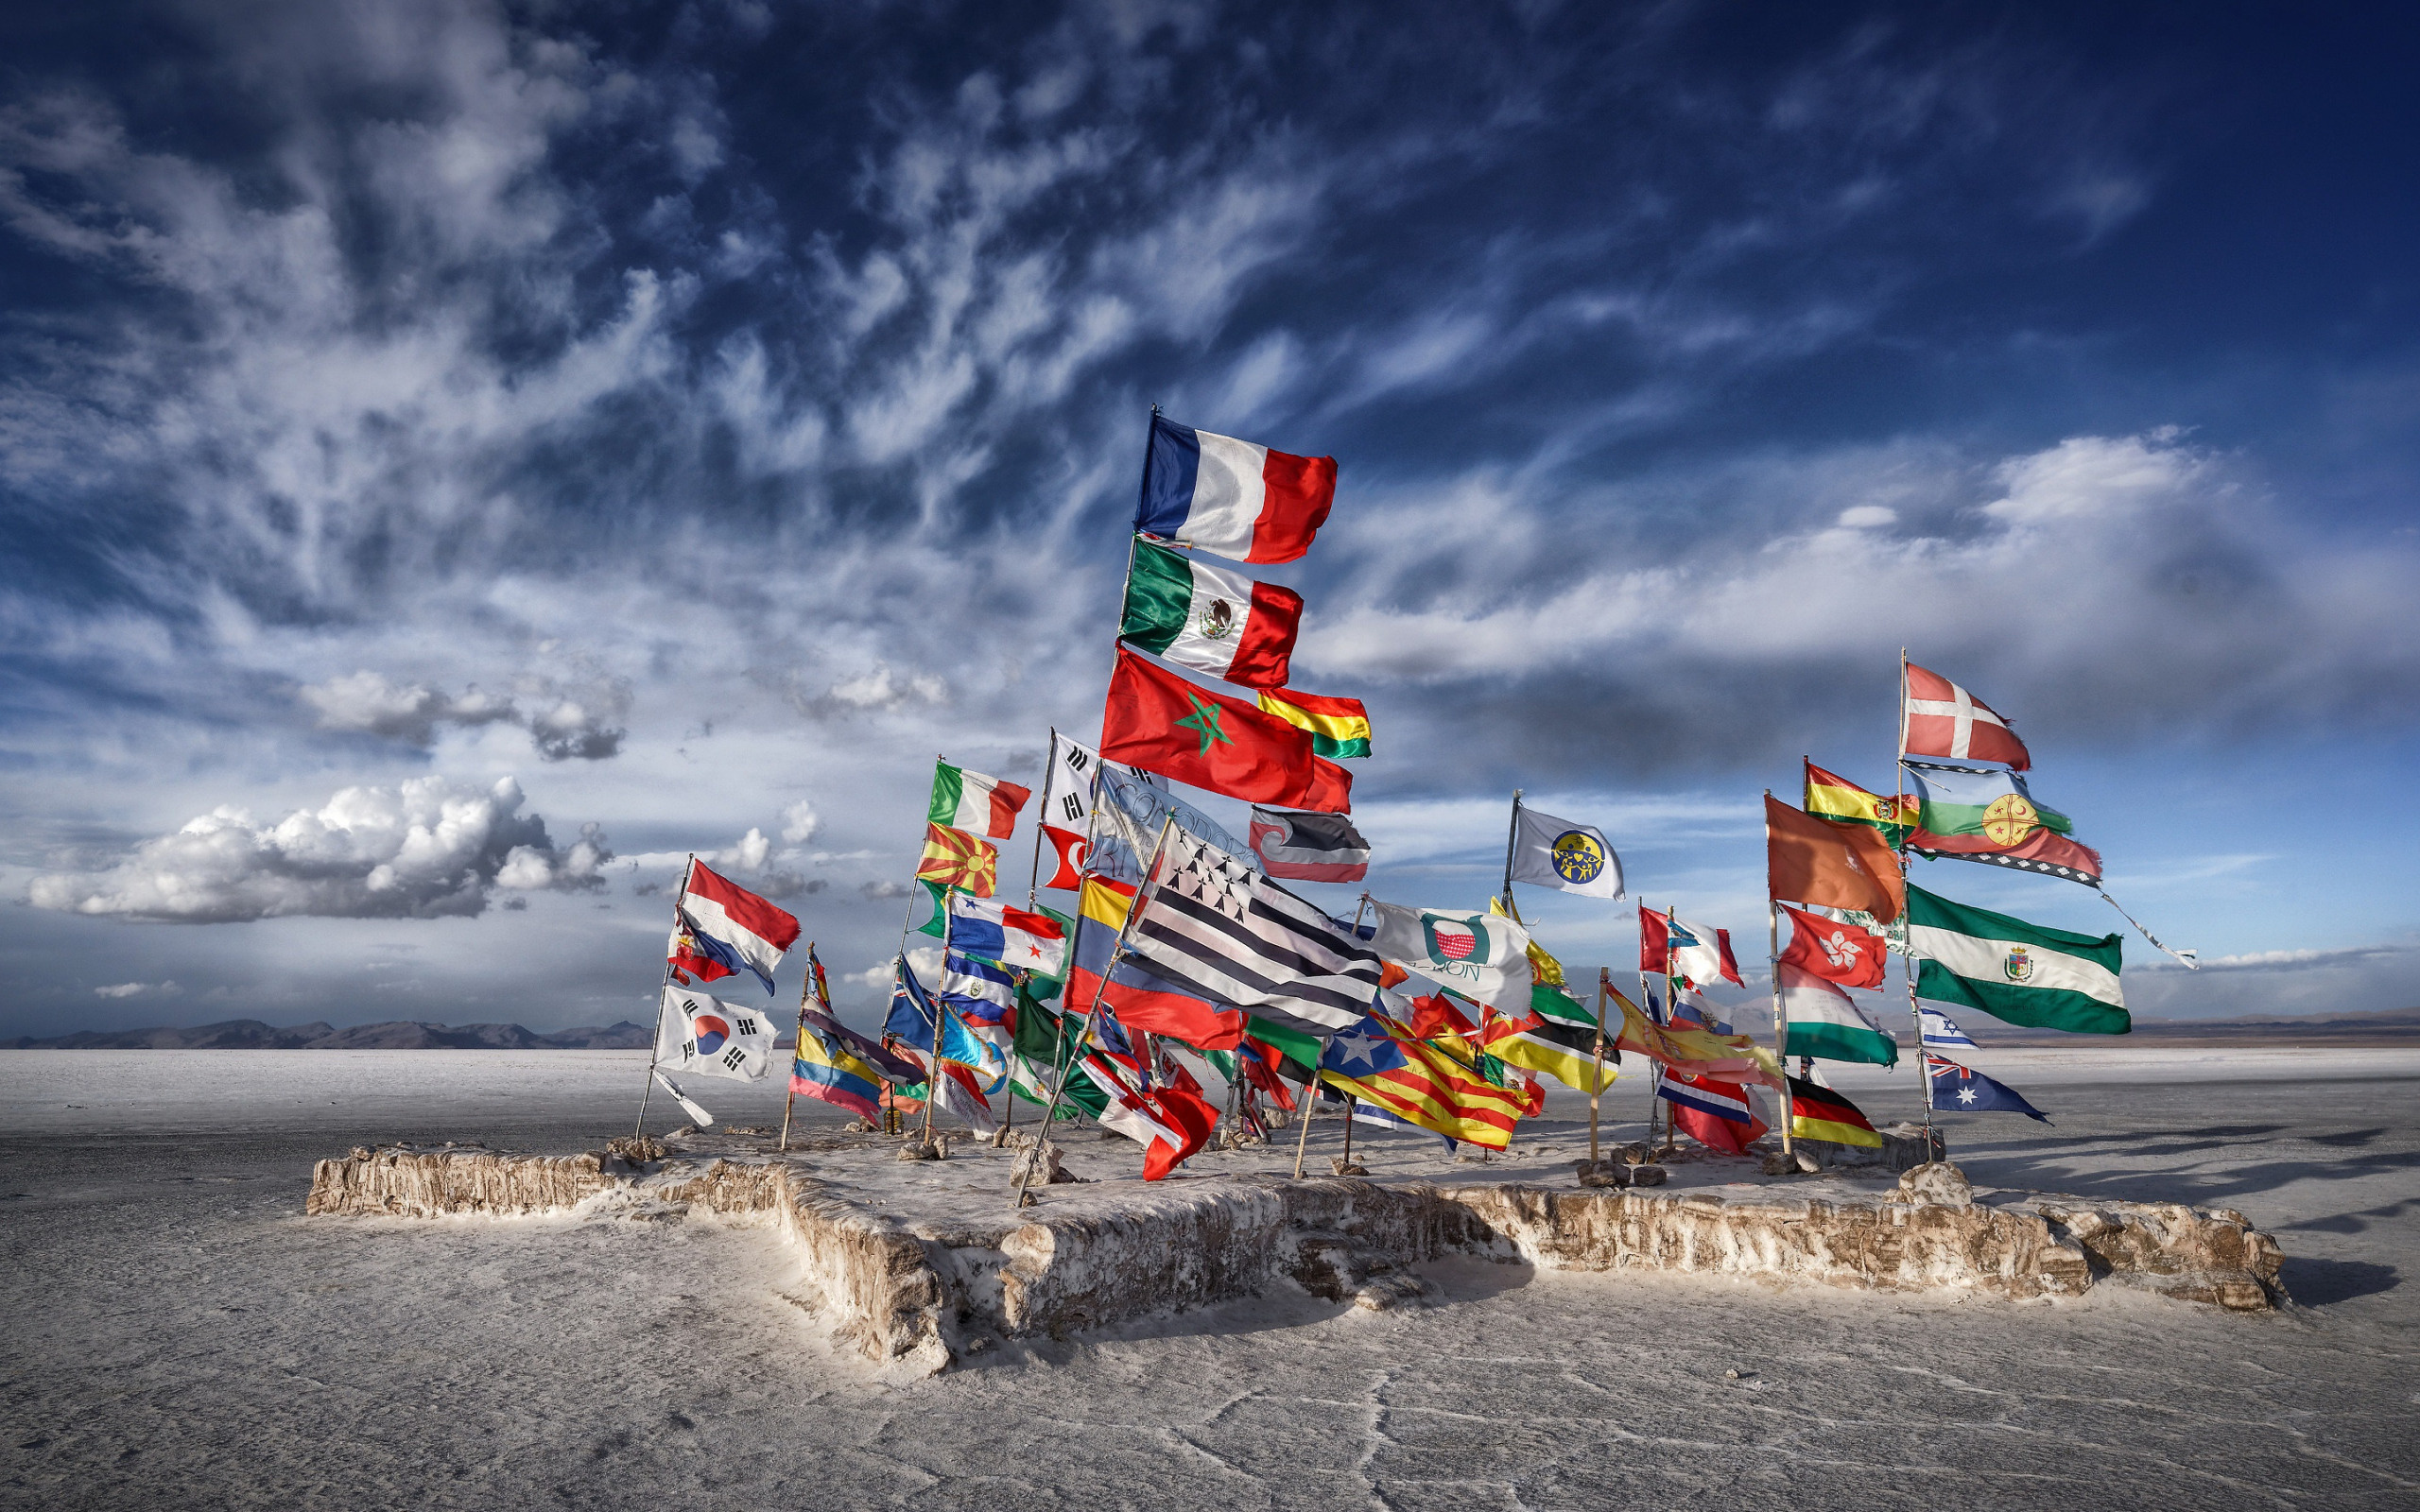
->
929;763;1030;840
1906;884;2128;1035
1777;962;1898;1066
1118;539;1301;689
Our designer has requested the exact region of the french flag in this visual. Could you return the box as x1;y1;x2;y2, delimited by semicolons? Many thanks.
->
680;861;800;994
1134;412;1336;565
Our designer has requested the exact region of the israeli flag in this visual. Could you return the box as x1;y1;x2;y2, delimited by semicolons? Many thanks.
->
1919;1007;1977;1048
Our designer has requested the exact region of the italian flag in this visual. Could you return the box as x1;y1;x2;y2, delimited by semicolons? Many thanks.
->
1257;687;1372;759
1777;962;1898;1066
1907;884;2128;1035
928;763;1029;840
1118;538;1301;689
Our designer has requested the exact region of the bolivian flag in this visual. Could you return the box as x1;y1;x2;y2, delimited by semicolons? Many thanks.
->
1257;687;1372;759
1804;760;1915;847
1788;1074;1883;1148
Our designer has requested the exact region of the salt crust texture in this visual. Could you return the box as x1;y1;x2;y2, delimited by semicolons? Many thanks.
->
308;1131;2289;1378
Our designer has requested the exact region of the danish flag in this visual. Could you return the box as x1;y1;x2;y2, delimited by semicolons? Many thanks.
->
1902;662;2031;770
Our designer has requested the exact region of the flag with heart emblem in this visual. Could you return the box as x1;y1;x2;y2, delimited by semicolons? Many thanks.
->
1099;647;1350;812
1366;900;1534;1013
1118;538;1302;688
1133;412;1337;564
1902;662;2031;769
1777;902;1889;988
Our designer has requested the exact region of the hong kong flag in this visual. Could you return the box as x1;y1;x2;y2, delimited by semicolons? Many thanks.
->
1776;902;1889;988
1099;647;1350;813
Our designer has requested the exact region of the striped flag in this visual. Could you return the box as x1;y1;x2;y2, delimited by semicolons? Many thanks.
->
1919;1007;1977;1048
1319;1015;1528;1149
1123;829;1383;1034
929;762;1030;840
1788;1074;1883;1148
1478;983;1616;1093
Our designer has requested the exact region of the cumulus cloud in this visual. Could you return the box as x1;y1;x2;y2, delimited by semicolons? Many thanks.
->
30;776;610;922
94;981;179;999
301;671;628;761
780;801;821;845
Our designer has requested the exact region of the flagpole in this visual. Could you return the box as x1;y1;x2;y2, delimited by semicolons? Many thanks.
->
1027;729;1057;911
634;854;697;1140
1497;788;1524;921
914;756;954;1150
1892;657;1931;1138
779;943;818;1152
1637;904;1657;1152
1764;802;1791;1159
1014;815;1179;1208
1590;967;1611;1165
1662;903;1682;1157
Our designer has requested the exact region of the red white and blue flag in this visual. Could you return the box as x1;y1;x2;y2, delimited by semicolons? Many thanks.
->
1926;1054;2051;1123
1657;1068;1769;1156
945;892;1068;978
675;861;800;994
1134;412;1337;565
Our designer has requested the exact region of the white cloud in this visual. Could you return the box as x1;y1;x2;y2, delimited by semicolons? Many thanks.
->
30;776;609;922
780;800;821;845
301;671;628;760
94;980;179;999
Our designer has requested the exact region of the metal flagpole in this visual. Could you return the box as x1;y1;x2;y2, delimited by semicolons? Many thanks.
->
1637;903;1658;1151
913;754;954;1150
1498;789;1525;920
1028;730;1057;911
1661;903;1683;1156
1765;801;1791;1159
1014;815;1179;1208
634;854;697;1140
1893;656;1930;1136
779;943;814;1152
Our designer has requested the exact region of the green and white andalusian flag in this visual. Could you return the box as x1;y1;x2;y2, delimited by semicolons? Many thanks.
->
1907;884;2128;1035
1118;538;1303;689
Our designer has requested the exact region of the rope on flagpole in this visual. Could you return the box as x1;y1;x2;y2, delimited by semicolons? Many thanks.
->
2098;889;2198;969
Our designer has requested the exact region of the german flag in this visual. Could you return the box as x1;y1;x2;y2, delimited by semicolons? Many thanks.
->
1788;1074;1883;1148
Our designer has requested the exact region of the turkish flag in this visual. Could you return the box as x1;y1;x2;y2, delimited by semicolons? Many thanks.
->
1039;824;1088;890
1777;902;1889;988
1903;662;2031;769
1766;796;1905;923
1100;648;1349;812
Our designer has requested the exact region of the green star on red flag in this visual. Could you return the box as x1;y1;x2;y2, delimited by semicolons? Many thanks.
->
1175;692;1229;754
1099;647;1351;812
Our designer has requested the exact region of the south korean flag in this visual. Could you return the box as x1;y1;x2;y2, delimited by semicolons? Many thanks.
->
657;985;776;1082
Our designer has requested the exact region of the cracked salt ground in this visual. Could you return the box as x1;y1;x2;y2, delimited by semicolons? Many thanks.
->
5;1049;2419;1509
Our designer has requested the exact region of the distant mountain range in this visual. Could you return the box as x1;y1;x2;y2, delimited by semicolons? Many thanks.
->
5;1019;666;1050
1901;1006;2420;1048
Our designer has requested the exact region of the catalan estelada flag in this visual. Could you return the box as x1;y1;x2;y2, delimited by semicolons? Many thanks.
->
1788;1074;1883;1147
1322;1016;1528;1148
1256;687;1372;759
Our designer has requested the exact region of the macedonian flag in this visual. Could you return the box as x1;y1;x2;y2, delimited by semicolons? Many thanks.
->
916;821;998;899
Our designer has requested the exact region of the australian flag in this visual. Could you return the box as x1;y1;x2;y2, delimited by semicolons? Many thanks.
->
1926;1055;2050;1124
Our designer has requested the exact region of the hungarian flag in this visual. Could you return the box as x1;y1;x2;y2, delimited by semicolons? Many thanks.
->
1256;687;1372;758
1100;647;1350;812
1777;962;1898;1066
916;822;998;898
1778;902;1888;988
1134;412;1337;565
1804;760;1916;847
1903;662;2031;769
1118;539;1301;688
1787;1074;1883;1148
1766;796;1905;923
929;763;1029;840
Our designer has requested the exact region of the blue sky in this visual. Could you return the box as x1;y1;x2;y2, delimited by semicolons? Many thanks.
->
2;1;2415;1037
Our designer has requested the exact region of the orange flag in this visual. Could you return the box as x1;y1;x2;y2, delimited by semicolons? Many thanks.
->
1765;795;1904;923
916;822;998;899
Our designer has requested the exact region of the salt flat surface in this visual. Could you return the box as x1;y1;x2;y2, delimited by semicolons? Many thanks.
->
5;1047;2418;1509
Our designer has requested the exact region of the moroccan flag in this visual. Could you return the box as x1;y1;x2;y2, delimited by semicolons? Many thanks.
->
1804;760;1916;847
1101;646;1350;812
1766;796;1904;923
1256;687;1372;759
929;763;1029;840
1788;1074;1883;1148
916;822;998;898
1906;884;2128;1035
1902;662;2031;769
1777;902;1889;988
1119;538;1302;688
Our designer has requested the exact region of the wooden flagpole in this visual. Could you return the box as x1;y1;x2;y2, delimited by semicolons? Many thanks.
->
778;943;815;1152
1894;654;1931;1137
634;854;696;1140
1590;967;1611;1164
1764;810;1791;1159
1637;903;1658;1152
1661;903;1683;1156
1014;815;1178;1207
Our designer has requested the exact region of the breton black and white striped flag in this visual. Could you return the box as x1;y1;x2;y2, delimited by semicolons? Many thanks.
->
1124;829;1381;1034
